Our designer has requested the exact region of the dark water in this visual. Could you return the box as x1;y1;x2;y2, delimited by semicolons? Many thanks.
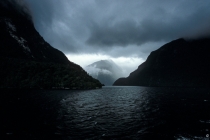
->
1;86;210;140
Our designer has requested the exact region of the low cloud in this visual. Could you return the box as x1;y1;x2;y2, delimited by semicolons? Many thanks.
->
15;0;210;72
22;0;210;58
87;5;210;47
84;65;112;79
67;54;144;77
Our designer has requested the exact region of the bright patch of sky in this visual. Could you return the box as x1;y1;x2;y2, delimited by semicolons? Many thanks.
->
67;54;144;77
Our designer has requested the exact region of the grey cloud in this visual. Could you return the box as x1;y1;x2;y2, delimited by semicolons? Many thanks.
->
87;1;210;47
21;0;210;57
84;66;112;78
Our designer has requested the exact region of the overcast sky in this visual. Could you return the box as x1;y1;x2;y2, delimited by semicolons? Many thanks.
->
22;0;210;76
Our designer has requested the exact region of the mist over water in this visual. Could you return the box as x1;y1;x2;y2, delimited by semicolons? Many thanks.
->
1;87;210;139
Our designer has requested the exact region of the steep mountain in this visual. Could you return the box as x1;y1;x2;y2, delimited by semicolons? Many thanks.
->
84;60;123;85
0;0;70;64
113;38;210;87
0;0;103;89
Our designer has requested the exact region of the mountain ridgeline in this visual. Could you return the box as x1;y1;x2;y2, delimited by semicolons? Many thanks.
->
85;60;123;86
0;0;103;89
0;0;69;64
113;38;210;87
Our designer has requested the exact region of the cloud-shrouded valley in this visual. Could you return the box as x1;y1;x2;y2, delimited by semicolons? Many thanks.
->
16;0;210;76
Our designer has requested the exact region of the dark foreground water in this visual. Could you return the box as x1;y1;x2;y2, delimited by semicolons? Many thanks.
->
1;86;210;140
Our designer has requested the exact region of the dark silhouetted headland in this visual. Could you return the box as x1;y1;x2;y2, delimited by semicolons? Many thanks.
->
0;0;103;89
113;38;210;87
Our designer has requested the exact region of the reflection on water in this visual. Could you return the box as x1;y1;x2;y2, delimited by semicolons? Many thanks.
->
1;86;210;139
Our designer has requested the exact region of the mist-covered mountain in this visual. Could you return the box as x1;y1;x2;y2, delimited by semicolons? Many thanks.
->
113;38;210;87
0;0;103;89
84;60;123;85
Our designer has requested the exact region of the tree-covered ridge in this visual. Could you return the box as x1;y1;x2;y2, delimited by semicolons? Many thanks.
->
0;57;103;89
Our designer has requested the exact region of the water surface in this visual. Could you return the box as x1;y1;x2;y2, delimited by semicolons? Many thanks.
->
1;86;210;139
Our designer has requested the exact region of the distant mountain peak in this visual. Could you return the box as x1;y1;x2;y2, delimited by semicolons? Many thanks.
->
85;59;123;86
